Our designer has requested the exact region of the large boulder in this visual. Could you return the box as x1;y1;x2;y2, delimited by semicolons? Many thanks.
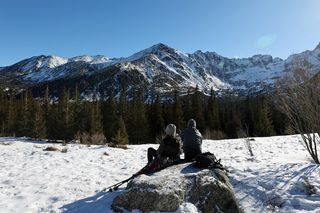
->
112;163;240;213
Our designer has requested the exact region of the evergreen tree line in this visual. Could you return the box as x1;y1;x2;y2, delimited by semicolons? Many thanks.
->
0;86;288;144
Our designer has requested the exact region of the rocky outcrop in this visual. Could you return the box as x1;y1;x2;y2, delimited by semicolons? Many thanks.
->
112;163;240;213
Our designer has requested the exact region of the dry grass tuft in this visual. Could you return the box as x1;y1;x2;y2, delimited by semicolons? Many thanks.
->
43;146;59;152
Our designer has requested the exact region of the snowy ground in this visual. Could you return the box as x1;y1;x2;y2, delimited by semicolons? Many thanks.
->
0;135;319;213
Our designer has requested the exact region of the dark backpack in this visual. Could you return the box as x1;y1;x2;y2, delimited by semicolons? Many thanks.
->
195;152;226;171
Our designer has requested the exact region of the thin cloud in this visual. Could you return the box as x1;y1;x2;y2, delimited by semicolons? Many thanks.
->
255;34;277;48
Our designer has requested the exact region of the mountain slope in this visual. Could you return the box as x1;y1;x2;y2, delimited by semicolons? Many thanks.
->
0;43;319;97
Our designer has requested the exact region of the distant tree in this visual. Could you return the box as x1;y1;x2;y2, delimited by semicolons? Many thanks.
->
34;101;47;139
191;85;205;132
73;86;89;134
90;100;104;135
183;88;192;123
102;91;117;142
172;90;184;132
148;94;164;138
43;85;51;133
127;88;150;144
254;98;276;136
6;94;18;136
243;96;255;136
224;108;242;138
112;116;129;145
59;88;74;141
118;89;128;118
16;90;36;137
206;88;220;130
0;89;6;135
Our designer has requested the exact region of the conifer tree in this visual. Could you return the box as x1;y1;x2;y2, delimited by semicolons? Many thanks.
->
172;90;184;132
62;88;75;140
206;88;220;131
6;94;18;136
34;101;47;139
118;89;127;118
47;103;61;140
90;100;104;134
17;90;36;137
162;103;173;127
191;85;205;132
149;94;164;138
102;91;117;142
0;89;6;135
183;88;192;123
225;108;242;138
42;85;53;137
254;98;276;136
73;86;89;134
127;88;150;144
112;116;129;145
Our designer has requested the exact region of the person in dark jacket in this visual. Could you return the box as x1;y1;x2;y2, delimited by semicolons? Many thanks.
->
181;119;202;162
147;124;182;163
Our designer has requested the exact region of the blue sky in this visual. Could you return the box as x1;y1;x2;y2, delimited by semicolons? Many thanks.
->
0;0;320;66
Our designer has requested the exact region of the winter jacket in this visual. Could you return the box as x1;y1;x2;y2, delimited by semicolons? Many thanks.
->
181;119;202;161
157;135;182;160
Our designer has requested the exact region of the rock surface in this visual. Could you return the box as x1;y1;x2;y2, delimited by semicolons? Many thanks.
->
112;163;240;213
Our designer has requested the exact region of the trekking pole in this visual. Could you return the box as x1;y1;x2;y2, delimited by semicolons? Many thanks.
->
102;175;135;192
101;158;158;193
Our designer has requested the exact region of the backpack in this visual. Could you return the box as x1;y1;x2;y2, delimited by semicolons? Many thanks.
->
195;152;226;171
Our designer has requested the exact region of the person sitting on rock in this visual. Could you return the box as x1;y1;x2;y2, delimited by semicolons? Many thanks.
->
147;124;182;164
181;119;203;162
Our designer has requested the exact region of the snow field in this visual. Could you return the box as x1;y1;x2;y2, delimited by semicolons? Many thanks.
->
0;135;319;213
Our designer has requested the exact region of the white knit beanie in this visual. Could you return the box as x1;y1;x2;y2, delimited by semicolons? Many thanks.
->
165;124;176;137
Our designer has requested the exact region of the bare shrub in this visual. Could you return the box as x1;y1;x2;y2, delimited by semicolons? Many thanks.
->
264;193;283;211
76;132;106;145
90;132;106;144
303;177;317;195
61;148;68;153
108;143;128;149
203;128;227;140
0;142;12;146
275;68;320;164
237;125;254;157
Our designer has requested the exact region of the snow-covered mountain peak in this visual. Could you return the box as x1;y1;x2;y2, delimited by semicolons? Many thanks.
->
1;42;320;97
193;50;221;57
40;55;68;69
148;43;174;52
20;55;68;72
126;43;179;62
69;55;110;64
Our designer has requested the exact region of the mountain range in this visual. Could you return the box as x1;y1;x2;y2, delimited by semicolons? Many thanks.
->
1;42;320;98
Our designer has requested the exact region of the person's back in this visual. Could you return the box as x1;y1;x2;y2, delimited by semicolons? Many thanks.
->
181;119;202;162
147;124;182;163
159;135;181;160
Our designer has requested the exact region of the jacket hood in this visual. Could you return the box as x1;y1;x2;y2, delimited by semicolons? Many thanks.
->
187;119;196;129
